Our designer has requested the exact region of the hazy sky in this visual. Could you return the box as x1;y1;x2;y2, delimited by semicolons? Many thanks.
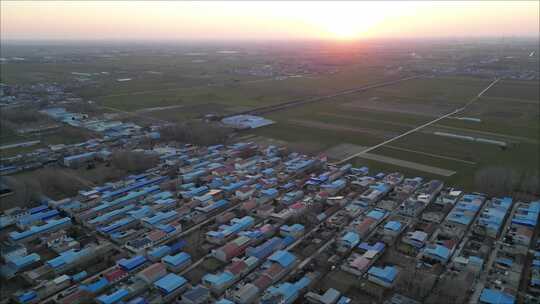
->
1;1;539;41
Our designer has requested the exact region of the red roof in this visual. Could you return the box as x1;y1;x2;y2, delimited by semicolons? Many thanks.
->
356;218;376;235
147;230;166;242
265;263;284;278
441;239;457;250
137;263;167;282
253;274;273;290
226;260;247;275
104;267;128;282
290;202;305;210
221;242;245;259
59;289;90;304
242;200;257;211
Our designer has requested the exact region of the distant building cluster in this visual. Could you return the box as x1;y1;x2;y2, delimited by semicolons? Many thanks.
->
40;107;143;139
0;82;75;106
221;115;275;130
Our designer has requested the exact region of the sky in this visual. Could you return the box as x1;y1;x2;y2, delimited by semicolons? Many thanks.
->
1;1;539;41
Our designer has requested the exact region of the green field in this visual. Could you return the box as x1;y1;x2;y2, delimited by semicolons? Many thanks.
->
92;65;396;112
247;76;539;191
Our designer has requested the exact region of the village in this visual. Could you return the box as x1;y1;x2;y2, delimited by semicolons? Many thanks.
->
1;140;538;304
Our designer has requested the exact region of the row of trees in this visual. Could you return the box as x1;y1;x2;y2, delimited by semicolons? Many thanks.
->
159;121;233;146
111;151;159;173
474;166;539;199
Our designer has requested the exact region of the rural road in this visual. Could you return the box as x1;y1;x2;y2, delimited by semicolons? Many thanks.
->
334;78;500;164
226;74;426;117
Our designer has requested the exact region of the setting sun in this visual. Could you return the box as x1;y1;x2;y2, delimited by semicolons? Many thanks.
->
1;1;538;40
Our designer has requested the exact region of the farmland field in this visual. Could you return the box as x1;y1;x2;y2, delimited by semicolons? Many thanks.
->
248;76;539;190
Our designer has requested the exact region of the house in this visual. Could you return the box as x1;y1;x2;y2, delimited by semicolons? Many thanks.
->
96;288;130;304
161;252;191;273
383;221;403;236
281;190;304;206
136;262;167;284
511;201;539;228
478;288;515;304
212;236;252;262
9;217;72;243
230;251;297;303
63;152;97;168
305;288;342;304
402;230;428;249
475;197;513;238
367;266;398;288
422;244;451;265
359;183;391;204
337;231;360;253
2;252;41;278
46;245;100;273
341;253;371;276
206;216;255;244
260;273;315;304
445;194;485;227
118;255;147;272
236;186;256;201
180;285;211;304
246;237;288;260
153;273;188;301
147;245;172;262
229;283;260;304
280;224;305;239
203;256;258;294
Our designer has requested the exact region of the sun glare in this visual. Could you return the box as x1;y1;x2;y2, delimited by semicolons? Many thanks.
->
292;2;390;40
323;21;365;40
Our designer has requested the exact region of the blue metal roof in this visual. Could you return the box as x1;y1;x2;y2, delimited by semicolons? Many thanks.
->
118;255;147;271
81;277;108;293
358;242;385;252
8;253;40;269
368;266;397;282
512;201;540;227
154;273;187;294
367;209;386;220
9;217;71;241
268;250;296;268
207;216;254;239
215;299;235;304
495;257;513;267
424;245;450;261
89;204;136;225
99;217;135;233
64;151;96;161
162;252;191;267
127;297;148;304
341;232;360;246
47;247;92;269
29;205;48;214
142;210;177;226
384;221;402;231
96;288;129;304
148;245;171;260
202;271;234;286
101;177;166;199
479;288;515;304
281;224;304;233
17;291;37;303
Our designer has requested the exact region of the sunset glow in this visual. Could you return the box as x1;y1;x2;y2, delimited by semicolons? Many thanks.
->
1;1;538;41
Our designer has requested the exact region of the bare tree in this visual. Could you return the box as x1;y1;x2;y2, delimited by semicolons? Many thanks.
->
111;151;159;173
159;121;232;146
474;167;518;197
